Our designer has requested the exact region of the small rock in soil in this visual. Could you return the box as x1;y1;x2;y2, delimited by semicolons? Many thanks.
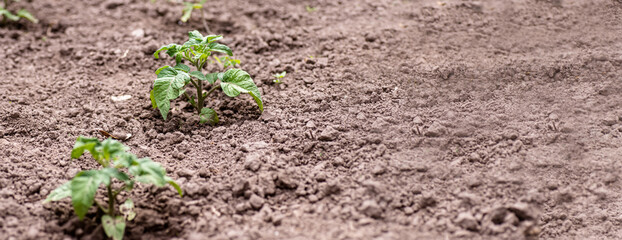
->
507;202;538;221
424;122;447;137
232;180;250;197
455;212;479;231
359;200;383;219
318;126;339;141
602;116;618;126
275;173;298;189
177;169;194;179
249;194;265;210
244;154;262;172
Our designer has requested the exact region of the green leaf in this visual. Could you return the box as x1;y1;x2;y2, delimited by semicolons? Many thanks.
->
16;9;37;23
153;68;189;120
0;9;20;21
273;71;286;78
128;158;167;186
207;43;233;56
165;176;183;197
102;215;126;240
119;199;136;221
174;63;190;73
44;181;72;203
71;170;107;220
180;2;194;22
101;167;130;182
154;44;176;59
188;30;203;41
205;72;220;84
154;65;170;75
190;71;206;81
199;108;219;125
149;89;157;109
220;69;264;112
206;35;223;43
100;139;128;161
71;137;101;160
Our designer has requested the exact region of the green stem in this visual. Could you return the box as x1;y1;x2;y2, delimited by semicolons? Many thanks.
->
184;92;197;110
200;8;210;34
107;184;115;217
204;85;220;99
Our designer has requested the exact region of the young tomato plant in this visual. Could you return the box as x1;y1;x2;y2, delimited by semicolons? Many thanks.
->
273;71;286;84
1;0;38;24
151;0;210;33
150;30;263;125
45;137;182;240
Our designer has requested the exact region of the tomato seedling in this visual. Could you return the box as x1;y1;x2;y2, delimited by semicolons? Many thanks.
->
273;71;286;84
0;0;38;24
45;137;182;240
151;30;263;125
151;0;210;33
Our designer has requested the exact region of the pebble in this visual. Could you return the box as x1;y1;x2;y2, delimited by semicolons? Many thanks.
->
424;122;446;137
177;169;194;179
318;126;339;141
602;116;618;126
244;154;262;172
232;180;250;197
372;165;386;175
455;212;479;231
359;200;383;219
249;194;265;210
276;173;298;189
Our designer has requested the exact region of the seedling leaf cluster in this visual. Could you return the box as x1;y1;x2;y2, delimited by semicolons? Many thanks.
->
1;0;38;23
151;30;263;125
45;137;182;240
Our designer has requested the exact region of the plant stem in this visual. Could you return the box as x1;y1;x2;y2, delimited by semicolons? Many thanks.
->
107;184;115;217
200;8;210;34
204;85;220;99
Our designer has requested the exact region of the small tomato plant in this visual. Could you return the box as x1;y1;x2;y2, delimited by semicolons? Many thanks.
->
1;0;38;24
151;0;210;33
273;71;286;84
45;137;182;240
150;30;263;125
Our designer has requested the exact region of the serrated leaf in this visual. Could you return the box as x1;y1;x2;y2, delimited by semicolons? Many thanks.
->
44;181;72;203
102;215;125;240
190;71;206;81
154;44;178;59
101;167;130;182
16;9;37;23
206;35;223;43
205;72;220;84
153;69;189;120
199;108;218;125
71;170;107;220
220;69;264;112
119;199;136;221
207;43;233;56
173;63;190;73
71;137;101;160
129;158;167;187
165;176;183;197
188;30;203;41
154;65;170;75
100;139;128;161
149;89;157;109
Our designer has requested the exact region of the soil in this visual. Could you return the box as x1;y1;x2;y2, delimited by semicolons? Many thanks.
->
1;0;622;239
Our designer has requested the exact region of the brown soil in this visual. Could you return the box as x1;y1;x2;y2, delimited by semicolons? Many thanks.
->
1;0;622;239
